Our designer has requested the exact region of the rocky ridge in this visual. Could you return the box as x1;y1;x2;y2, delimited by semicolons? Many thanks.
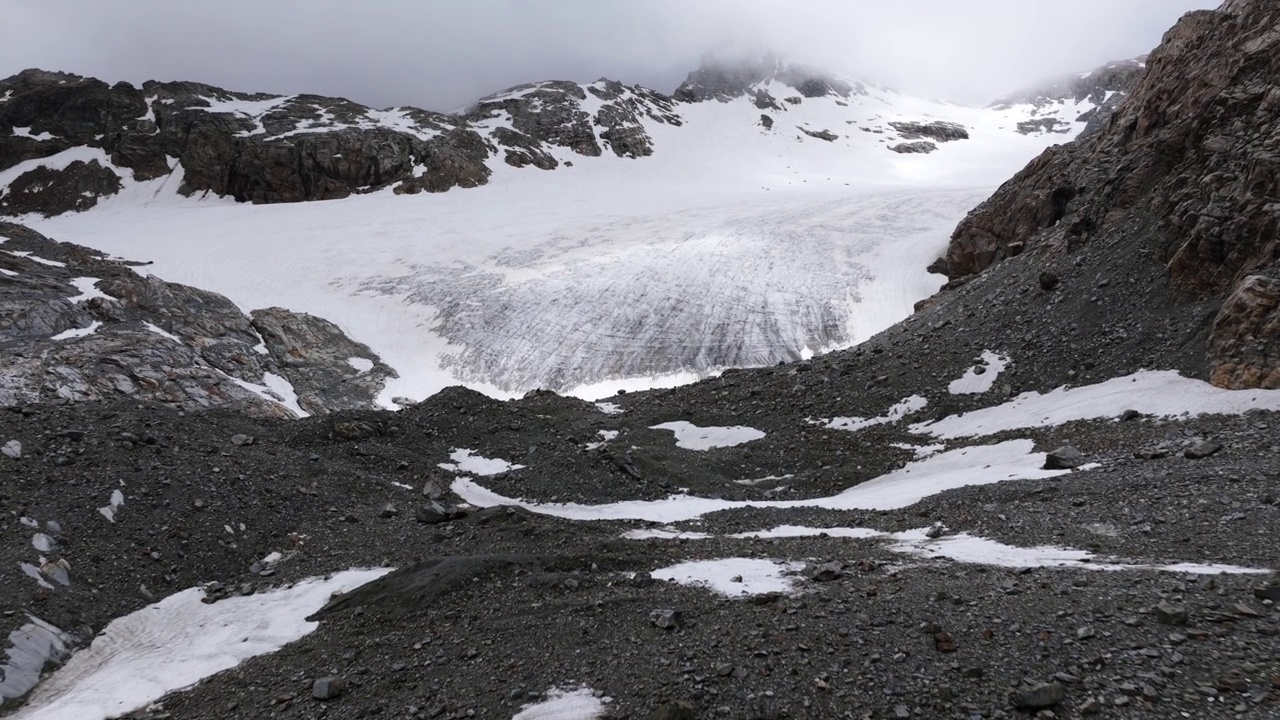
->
0;222;393;416
0;55;1135;219
946;0;1280;391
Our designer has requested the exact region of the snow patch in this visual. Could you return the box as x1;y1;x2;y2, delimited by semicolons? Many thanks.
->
915;370;1280;439
6;251;65;268
347;357;374;374
594;402;624;415
438;449;524;476
66;277;109;303
817;395;927;432
652;558;805;597
512;687;609;720
98;489;124;523
12;569;390;720
11;127;55;142
948;350;1009;395
50;321;102;341
650;421;765;451
452;439;1065;522
142;322;180;342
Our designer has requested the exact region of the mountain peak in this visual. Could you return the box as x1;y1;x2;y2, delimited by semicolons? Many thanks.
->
673;53;863;103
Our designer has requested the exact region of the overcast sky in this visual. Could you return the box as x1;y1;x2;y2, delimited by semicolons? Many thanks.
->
5;1;1219;112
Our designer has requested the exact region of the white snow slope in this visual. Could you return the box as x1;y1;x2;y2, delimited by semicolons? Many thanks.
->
15;80;1093;405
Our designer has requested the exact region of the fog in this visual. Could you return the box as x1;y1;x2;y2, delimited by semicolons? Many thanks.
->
4;0;1220;111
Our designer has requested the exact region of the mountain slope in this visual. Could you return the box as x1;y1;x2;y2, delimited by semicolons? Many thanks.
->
946;0;1280;390
0;59;1139;405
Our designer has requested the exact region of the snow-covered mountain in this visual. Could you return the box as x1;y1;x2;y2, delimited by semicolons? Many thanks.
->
0;56;1144;409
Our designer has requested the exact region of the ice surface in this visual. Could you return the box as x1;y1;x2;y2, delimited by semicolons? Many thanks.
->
511;687;608;720
915;370;1280;439
948;350;1009;394
817;395;927;432
438;449;525;476
0;617;69;706
25;89;1084;402
651;558;806;597
12;569;390;720
452;439;1066;522
650;421;765;450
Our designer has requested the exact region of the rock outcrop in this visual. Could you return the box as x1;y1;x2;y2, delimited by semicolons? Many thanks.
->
990;57;1148;137
0;70;680;216
0;221;394;414
672;54;864;103
947;0;1280;388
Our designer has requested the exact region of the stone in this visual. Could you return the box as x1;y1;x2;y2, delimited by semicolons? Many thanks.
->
808;561;843;582
647;700;695;720
414;502;452;525
378;503;399;519
1043;446;1085;469
889;141;937;154
650;608;682;629
229;433;254;446
1012;683;1065;709
1038;272;1060;291
1;440;20;459
1184;441;1223;459
312;676;344;700
1253;585;1280;602
1153;601;1187;626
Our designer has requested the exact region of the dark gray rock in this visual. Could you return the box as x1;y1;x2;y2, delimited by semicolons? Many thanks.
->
312;676;344;700
889;141;937;154
888;121;969;143
1184;441;1223;459
1011;682;1065;709
1154;601;1188;626
1044;445;1086;469
650;608;682;629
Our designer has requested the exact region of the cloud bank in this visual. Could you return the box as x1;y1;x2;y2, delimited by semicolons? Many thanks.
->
3;0;1220;111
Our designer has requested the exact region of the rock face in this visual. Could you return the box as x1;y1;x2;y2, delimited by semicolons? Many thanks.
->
888;121;969;143
672;54;864;103
0;222;394;414
990;57;1148;138
947;0;1280;388
0;70;680;216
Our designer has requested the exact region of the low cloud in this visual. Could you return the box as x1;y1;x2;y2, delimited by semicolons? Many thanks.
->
2;0;1220;111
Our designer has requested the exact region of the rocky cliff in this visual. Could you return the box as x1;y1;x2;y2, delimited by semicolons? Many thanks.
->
0;222;394;415
946;0;1280;389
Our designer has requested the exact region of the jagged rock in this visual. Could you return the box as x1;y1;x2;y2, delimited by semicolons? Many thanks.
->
1;440;20;459
947;3;1280;389
799;127;837;142
0;160;121;217
650;608;682;629
1039;271;1061;291
990;57;1147;138
0;221;389;415
888;121;969;143
673;54;862;103
1184;440;1223;459
889;141;937;154
1044;445;1086;469
1011;683;1065;709
759;114;774;130
311;676;344;700
1154;601;1188;626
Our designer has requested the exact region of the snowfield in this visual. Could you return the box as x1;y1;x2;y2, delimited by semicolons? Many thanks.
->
20;86;1090;405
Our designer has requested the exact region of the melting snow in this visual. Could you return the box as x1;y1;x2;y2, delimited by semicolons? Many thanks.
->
50;321;102;341
594;402;624;415
452;439;1066;522
0;617;70;705
817;395;927;432
226;372;310;418
438;449;525;476
650;421;765;451
347;357;374;374
511;687;609;720
11;569;390;720
948;350;1009;394
11;127;55;142
66;277;108;303
915;370;1280;439
142;322;180;342
652;558;806;597
97;489;124;523
6;250;65;268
